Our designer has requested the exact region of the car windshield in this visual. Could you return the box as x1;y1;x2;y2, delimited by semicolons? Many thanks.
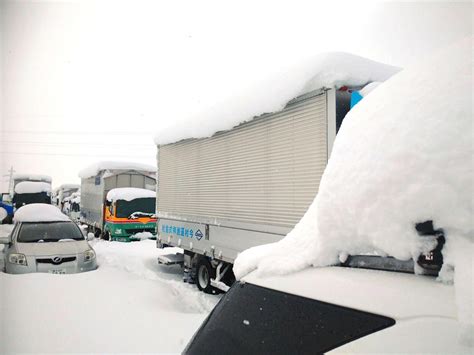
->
116;198;155;218
17;222;84;243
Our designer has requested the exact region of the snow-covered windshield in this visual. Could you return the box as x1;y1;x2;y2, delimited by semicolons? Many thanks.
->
17;222;84;243
116;198;155;218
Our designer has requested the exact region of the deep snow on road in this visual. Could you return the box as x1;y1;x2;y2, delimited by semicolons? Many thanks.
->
0;226;220;353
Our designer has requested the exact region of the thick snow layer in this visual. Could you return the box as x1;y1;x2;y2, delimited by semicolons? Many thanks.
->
154;52;400;145
14;181;51;194
13;204;70;223
13;174;52;183
0;233;219;353
106;187;155;202
234;37;473;337
78;161;157;179
359;81;382;97
58;183;80;190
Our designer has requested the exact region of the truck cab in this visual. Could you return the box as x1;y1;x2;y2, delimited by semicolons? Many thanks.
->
103;188;157;242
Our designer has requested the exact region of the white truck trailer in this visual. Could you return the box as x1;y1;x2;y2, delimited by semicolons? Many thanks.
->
79;162;156;238
156;87;360;292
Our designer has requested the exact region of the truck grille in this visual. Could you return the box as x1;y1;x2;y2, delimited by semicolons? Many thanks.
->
36;256;76;265
125;228;153;234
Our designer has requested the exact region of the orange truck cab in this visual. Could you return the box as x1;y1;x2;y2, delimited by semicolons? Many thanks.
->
103;188;157;242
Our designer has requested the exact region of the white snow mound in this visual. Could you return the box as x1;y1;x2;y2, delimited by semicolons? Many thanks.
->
154;52;400;145
14;204;70;223
79;161;157;179
13;174;52;183
107;187;156;202
234;37;473;336
14;181;51;194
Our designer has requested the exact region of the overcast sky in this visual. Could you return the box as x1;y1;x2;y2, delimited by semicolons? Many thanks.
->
0;0;472;190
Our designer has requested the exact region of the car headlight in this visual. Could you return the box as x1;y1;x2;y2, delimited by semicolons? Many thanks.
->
8;253;28;266
115;228;122;234
83;249;96;262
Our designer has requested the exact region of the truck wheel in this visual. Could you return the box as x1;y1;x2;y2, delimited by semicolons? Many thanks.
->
104;231;111;241
196;258;216;294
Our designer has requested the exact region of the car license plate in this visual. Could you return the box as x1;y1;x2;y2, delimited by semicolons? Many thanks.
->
48;269;66;274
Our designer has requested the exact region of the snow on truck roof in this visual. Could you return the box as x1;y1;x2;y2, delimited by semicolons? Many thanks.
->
13;174;52;183
14;181;51;194
106;188;155;202
58;184;80;190
14;204;70;223
154;52;400;145
234;37;473;340
78;161;156;179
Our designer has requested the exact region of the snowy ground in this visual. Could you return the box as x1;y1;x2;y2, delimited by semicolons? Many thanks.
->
0;224;220;354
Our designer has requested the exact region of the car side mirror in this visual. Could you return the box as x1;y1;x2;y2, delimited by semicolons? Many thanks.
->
87;233;95;241
0;236;10;244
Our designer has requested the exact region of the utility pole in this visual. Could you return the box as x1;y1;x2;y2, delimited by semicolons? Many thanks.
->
2;166;15;194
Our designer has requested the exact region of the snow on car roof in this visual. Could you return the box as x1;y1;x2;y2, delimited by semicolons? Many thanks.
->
153;52;400;145
14;181;52;194
13;174;52;183
78;161;157;179
106;187;155;202
13;204;70;223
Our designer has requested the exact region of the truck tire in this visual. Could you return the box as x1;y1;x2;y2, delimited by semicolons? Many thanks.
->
104;231;111;241
196;257;216;294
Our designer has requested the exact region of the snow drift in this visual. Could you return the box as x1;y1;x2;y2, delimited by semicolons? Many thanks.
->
106;187;155;202
154;52;400;145
14;181;51;194
78;161;156;179
14;204;70;223
234;37;473;338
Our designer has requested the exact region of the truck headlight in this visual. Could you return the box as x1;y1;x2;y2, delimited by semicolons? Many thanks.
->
83;249;96;262
8;253;28;266
115;228;122;234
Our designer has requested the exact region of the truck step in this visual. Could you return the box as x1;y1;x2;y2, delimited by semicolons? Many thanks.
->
157;253;184;266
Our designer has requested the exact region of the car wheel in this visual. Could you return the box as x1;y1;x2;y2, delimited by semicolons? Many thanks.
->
196;257;216;294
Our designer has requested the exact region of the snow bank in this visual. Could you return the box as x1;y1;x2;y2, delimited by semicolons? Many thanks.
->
359;81;382;97
78;161;156;179
106;187;155;202
234;37;473;334
13;174;52;183
154;52;400;145
14;204;70;223
14;181;51;194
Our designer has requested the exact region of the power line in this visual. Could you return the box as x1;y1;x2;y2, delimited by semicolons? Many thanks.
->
0;151;155;159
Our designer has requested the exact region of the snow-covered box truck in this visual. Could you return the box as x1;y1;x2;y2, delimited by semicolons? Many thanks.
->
156;88;360;292
11;174;53;210
79;162;157;241
155;54;401;293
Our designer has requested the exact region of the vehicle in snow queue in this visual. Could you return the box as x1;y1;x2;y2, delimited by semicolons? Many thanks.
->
103;188;157;242
156;82;382;293
184;255;470;354
10;174;53;211
0;204;97;274
78;161;156;240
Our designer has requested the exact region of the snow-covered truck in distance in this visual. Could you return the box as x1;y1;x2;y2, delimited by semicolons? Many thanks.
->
11;174;53;210
79;162;157;241
55;184;80;211
155;87;366;292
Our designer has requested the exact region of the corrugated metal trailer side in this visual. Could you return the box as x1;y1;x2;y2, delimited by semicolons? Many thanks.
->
157;89;337;268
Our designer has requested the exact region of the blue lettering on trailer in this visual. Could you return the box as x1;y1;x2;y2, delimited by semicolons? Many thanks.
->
161;224;196;239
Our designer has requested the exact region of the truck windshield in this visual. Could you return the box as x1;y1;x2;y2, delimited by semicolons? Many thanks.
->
13;192;51;208
115;198;155;218
17;222;84;243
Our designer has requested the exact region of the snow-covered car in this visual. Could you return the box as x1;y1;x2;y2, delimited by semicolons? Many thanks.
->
0;204;97;274
184;260;471;354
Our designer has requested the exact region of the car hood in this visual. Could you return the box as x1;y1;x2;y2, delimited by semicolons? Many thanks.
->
242;266;457;320
16;240;90;256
